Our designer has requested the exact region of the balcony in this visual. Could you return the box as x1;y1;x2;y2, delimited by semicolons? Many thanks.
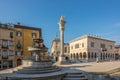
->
101;48;107;51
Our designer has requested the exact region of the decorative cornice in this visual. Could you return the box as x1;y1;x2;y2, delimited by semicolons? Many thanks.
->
69;35;115;43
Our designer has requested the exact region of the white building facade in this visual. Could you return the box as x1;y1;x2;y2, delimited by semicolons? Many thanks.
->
51;38;70;62
69;35;115;62
114;45;120;60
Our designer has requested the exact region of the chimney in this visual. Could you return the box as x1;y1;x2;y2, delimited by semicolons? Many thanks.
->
17;22;20;25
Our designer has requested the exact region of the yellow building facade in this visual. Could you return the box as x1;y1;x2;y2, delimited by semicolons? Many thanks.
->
14;24;41;66
0;23;14;69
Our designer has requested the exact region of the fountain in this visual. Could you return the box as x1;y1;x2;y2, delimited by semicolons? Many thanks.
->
16;38;61;74
0;38;65;80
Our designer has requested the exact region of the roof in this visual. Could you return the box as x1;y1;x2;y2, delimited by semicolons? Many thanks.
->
115;45;120;48
14;24;41;30
0;23;14;30
69;35;115;43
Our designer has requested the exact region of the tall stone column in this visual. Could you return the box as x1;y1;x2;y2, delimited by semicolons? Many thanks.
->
58;16;66;62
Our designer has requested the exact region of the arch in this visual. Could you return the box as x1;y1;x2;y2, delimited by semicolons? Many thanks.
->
91;52;94;59
71;53;72;59
94;52;97;58
112;53;114;58
108;53;110;58
100;53;102;60
80;53;82;58
88;52;90;58
17;59;22;66
83;52;86;58
111;53;112;58
106;53;108;58
56;57;58;61
76;53;79;59
73;53;75;59
103;53;105;60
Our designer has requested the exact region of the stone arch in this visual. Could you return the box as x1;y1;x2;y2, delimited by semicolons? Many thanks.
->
108;53;110;58
73;53;75;59
106;53;108;59
83;52;86;58
88;52;90;58
80;53;82;58
91;52;94;59
112;53;114;58
100;53;102;60
94;52;97;58
110;53;112;59
103;53;105;60
17;59;22;66
71;53;72;59
76;53;79;59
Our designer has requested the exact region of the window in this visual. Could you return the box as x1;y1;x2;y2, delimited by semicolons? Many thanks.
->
82;43;84;47
100;43;107;51
32;42;35;47
9;50;14;56
2;40;8;48
2;50;8;59
16;51;22;56
10;32;14;38
91;42;94;47
16;40;21;48
64;47;67;53
31;52;36;56
100;43;105;48
75;43;79;49
110;45;112;49
16;31;22;36
9;41;14;46
32;33;36;38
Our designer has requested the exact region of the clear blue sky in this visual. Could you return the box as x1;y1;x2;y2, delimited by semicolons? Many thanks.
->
0;0;120;51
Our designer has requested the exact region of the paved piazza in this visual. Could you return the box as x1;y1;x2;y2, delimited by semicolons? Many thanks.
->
61;61;120;73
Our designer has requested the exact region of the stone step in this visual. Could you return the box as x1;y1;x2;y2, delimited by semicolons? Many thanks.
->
23;66;56;69
67;72;83;75
65;74;85;78
62;78;88;80
13;68;61;74
21;66;58;71
62;72;88;80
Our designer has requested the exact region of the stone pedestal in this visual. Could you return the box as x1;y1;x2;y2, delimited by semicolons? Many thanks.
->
59;56;66;62
54;56;70;65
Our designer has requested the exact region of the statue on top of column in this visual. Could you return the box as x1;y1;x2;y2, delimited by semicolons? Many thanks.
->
58;16;66;27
